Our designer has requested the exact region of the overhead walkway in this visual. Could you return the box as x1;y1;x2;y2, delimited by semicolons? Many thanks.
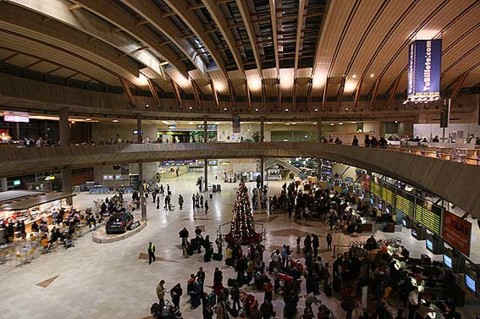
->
0;142;479;217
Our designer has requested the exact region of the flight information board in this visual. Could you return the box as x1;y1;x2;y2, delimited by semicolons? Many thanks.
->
396;189;414;218
381;182;395;205
371;176;382;197
415;198;442;235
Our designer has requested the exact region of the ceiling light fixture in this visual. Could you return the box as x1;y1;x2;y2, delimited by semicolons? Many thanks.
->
352;75;357;79
370;73;374;78
112;119;118;123
285;108;289;112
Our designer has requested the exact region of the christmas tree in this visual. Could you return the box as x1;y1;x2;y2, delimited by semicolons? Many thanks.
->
227;182;261;244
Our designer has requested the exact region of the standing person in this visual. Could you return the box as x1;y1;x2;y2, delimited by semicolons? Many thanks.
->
147;241;156;265
204;200;209;214
192;194;196;210
156;196;160;210
200;195;204;208
312;234;319;257
170;283;183;311
156;280;166;308
326;233;333;251
341;291;356;319
196;267;206;294
408;287;419;319
215;234;223;255
178;194;184;210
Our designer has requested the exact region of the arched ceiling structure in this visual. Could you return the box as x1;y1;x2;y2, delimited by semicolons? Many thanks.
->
0;0;478;117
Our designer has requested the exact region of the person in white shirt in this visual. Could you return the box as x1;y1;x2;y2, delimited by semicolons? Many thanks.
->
408;286;419;319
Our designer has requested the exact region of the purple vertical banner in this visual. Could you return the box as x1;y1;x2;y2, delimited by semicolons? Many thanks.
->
407;39;442;103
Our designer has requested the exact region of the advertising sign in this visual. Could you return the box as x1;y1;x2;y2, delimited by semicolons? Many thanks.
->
407;39;442;103
442;211;472;256
4;114;29;123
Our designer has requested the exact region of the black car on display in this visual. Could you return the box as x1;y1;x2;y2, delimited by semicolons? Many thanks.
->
105;211;134;234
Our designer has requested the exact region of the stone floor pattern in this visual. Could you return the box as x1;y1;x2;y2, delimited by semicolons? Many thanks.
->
1;172;479;319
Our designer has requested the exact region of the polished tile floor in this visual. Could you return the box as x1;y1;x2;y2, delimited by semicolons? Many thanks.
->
1;171;479;319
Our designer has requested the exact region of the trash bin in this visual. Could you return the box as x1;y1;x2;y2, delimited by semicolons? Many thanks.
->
209;193;213;199
216;184;221;191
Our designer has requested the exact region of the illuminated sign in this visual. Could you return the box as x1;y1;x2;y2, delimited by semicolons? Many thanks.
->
44;176;55;181
13;180;21;186
4;114;29;123
407;39;442;103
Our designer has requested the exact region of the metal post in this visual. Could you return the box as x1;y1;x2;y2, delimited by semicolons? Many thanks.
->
204;158;208;193
260;157;264;188
137;114;143;144
260;116;265;142
59;108;72;204
203;116;208;143
139;161;147;221
59;108;70;147
15;122;20;141
317;118;322;142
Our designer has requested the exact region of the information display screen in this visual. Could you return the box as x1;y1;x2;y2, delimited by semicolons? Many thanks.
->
396;189;414;218
371;176;382;196
443;254;453;269
415;198;442;235
381;182;395;205
465;261;478;295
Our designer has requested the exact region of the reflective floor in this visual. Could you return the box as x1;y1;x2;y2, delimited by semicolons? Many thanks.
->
0;170;479;319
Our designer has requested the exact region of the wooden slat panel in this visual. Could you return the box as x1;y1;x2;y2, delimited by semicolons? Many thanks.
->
377;0;477;93
50;68;77;78
5;54;39;67
441;48;480;89
29;61;58;73
0;48;14;60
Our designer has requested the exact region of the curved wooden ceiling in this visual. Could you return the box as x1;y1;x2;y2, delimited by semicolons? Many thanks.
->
0;0;478;111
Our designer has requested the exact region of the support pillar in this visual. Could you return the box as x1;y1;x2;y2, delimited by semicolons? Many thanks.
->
59;108;72;204
139;161;147;221
15;122;20;140
136;114;143;144
203;116;208;143
204;158;208;193
1;177;7;192
317;118;322;142
59;108;70;147
260;116;265;142
62;168;73;204
260;157;264;188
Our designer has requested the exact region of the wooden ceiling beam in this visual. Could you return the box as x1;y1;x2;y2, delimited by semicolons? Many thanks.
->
236;0;263;74
370;76;382;110
337;76;346;111
449;71;469;102
146;78;161;108
245;78;252;110
170;78;183;108
354;76;363;109
201;0;244;73
191;78;203;110
269;0;280;77
322;77;329;111
294;0;307;77
209;76;220;109
388;74;402;109
119;77;136;107
227;78;236;109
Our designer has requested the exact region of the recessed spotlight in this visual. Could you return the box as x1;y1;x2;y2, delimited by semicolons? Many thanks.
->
188;121;194;125
351;121;357;124
315;108;318;112
313;122;318;125
70;120;75;124
370;73;374;78
145;104;149;108
345;107;348;111
85;118;92;121
291;122;296;125
395;120;398;123
189;106;193;110
286;123;290;126
112;119;118;123
255;108;259;112
285;108;288;112
352;75;357;79
224;107;227;111
339;122;343;125
330;123;334;126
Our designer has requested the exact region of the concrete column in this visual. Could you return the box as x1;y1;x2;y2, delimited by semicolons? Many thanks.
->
15;122;20;140
139;161;147;221
260;116;265;142
204;158;208;193
62;168;73;205
317;118;322;142
203;116;208;143
136;114;142;144
1;177;7;192
260;157;264;188
59;108;70;147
